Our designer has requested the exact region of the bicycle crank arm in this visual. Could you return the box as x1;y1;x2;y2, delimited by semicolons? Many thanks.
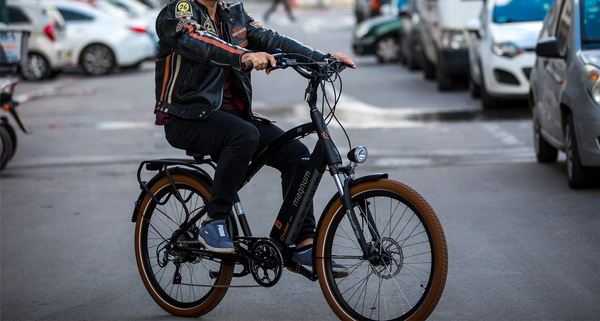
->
286;263;318;281
172;246;244;263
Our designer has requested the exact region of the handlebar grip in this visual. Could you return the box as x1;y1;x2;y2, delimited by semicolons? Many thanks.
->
243;61;253;72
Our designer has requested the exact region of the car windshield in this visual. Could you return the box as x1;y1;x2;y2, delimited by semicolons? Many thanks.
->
493;0;554;23
581;0;600;49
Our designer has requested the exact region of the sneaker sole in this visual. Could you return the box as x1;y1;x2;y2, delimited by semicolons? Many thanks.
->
198;237;235;254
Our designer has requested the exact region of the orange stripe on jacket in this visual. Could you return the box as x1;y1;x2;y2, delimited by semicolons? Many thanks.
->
159;53;172;101
184;24;245;55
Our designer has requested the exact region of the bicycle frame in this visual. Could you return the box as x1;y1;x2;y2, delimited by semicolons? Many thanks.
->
132;61;385;281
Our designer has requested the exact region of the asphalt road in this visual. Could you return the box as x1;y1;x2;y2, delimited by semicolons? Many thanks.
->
1;3;599;321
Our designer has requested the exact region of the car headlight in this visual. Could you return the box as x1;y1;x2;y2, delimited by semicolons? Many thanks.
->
583;64;600;106
441;30;466;50
492;40;523;58
355;22;372;38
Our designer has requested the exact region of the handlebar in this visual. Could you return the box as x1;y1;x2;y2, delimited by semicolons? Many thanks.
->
242;52;351;80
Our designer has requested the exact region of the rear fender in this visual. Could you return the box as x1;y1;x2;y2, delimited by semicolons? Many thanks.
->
131;167;213;223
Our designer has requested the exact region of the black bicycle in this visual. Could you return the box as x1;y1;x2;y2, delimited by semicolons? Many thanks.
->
131;53;448;320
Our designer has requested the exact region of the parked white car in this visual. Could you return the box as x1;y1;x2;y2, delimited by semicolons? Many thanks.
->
467;0;553;109
97;0;160;47
51;1;155;75
6;0;70;80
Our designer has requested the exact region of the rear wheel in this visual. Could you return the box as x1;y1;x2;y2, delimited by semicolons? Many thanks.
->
0;122;13;170
80;44;115;75
134;173;234;317
436;64;454;91
316;179;448;320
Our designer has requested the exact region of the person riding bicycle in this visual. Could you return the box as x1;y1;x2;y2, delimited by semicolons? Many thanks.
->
154;0;355;273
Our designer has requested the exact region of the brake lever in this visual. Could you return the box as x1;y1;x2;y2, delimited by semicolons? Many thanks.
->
267;56;291;73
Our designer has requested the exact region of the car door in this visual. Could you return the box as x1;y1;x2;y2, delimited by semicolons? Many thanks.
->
538;0;571;144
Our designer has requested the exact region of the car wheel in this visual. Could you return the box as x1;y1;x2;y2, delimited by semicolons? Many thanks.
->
406;45;421;70
436;56;454;91
468;70;481;98
375;36;400;63
480;72;499;110
565;114;595;189
423;54;435;80
534;117;558;163
80;44;115;76
20;53;52;81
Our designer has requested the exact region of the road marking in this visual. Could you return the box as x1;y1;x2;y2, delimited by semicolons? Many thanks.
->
480;123;525;146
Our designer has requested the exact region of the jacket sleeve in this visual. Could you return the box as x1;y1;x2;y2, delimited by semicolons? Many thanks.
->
241;5;328;62
159;1;248;71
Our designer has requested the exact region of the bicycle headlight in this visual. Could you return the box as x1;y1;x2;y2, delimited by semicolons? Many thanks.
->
492;40;523;58
582;64;600;106
348;146;368;163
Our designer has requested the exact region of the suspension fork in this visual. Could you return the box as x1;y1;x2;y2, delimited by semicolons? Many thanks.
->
305;77;378;261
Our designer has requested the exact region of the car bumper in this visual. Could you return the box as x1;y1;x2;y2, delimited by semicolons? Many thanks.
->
30;41;70;70
115;34;155;66
574;98;600;167
352;36;376;56
482;52;535;99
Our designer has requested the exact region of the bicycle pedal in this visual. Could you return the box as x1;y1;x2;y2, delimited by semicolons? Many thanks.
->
286;263;317;281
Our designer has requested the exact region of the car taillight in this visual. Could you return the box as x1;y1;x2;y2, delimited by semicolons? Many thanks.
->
43;23;56;42
368;0;382;12
129;26;147;34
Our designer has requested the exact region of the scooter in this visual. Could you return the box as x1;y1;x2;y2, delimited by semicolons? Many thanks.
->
0;76;29;170
1;25;30;170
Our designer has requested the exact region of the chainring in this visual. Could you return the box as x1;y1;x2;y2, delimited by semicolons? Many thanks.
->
249;239;283;287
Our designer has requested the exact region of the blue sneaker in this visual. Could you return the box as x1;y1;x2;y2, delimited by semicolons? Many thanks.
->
291;247;349;278
198;219;235;254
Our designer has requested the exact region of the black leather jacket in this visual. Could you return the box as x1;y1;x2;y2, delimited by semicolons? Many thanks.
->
154;0;328;120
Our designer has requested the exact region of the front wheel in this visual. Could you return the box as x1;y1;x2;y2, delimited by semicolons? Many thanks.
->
134;172;234;317
21;53;52;81
565;114;595;189
316;179;448;320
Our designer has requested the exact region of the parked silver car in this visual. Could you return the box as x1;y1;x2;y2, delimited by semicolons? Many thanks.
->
529;0;600;188
6;0;69;81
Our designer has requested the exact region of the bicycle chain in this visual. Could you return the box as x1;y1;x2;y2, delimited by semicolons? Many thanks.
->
177;240;263;288
179;283;262;288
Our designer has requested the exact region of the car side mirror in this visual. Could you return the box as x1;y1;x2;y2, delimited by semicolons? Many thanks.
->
535;37;564;58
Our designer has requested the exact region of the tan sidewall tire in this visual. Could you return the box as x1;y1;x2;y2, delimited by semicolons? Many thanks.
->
315;179;448;320
134;174;234;317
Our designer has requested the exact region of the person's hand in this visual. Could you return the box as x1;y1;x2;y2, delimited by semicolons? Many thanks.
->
331;52;356;72
241;52;276;72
